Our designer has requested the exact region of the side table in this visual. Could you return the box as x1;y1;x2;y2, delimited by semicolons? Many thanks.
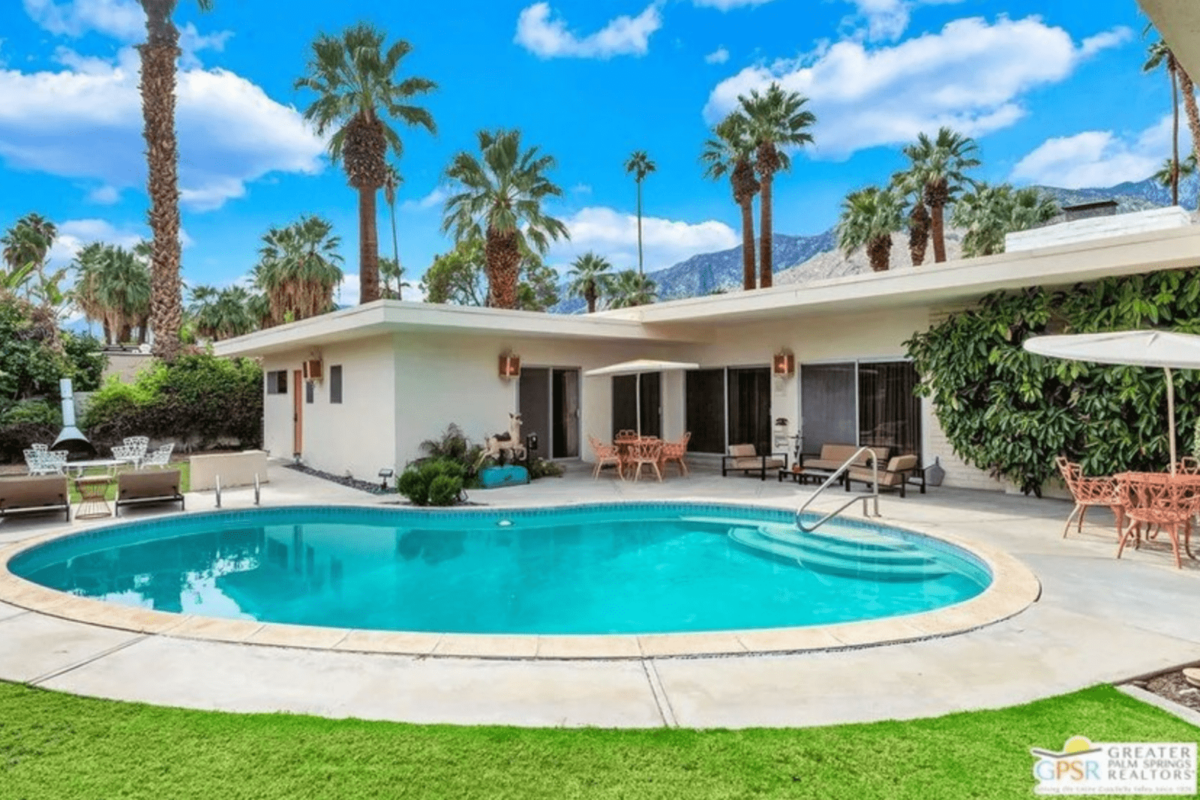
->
778;468;823;485
75;475;114;520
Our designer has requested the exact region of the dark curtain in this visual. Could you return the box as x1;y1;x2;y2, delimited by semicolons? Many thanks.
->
858;361;921;457
612;375;638;437
686;369;726;453
727;367;771;454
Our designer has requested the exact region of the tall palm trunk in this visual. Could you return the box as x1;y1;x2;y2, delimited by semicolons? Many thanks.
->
867;235;891;272
388;197;401;300
738;199;756;291
1180;66;1200;209
1172;58;1181;206
926;181;950;263
636;180;644;277
759;173;773;288
140;0;183;361
585;284;597;313
485;227;521;309
358;186;380;303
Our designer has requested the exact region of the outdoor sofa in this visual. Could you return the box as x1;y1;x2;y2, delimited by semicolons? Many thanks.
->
722;444;789;481
115;470;185;516
844;454;926;498
0;475;71;521
802;443;891;473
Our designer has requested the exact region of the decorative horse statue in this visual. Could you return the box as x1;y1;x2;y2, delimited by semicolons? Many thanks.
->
479;413;526;467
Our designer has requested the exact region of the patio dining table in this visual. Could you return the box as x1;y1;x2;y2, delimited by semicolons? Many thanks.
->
1114;470;1200;569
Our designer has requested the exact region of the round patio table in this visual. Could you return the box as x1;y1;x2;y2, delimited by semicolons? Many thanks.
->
75;475;115;520
64;459;123;477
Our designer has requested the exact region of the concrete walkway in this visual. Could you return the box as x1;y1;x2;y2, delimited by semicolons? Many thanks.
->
0;461;1197;729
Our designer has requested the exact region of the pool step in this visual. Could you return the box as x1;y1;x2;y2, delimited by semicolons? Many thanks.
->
727;526;950;582
755;525;931;566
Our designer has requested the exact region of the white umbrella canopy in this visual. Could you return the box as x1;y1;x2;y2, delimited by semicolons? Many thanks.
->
1023;330;1200;472
583;359;700;377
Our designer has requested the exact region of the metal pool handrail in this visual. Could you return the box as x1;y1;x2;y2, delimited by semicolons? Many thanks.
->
795;447;881;532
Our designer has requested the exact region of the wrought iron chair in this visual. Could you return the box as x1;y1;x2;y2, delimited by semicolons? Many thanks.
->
588;436;623;480
141;443;174;469
626;439;664;482
659;432;691;477
1115;471;1200;569
1055;456;1123;540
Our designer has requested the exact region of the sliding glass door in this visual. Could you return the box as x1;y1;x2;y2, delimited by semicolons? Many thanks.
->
611;372;661;438
800;363;857;456
727;367;771;454
800;361;921;458
519;367;580;459
685;369;725;453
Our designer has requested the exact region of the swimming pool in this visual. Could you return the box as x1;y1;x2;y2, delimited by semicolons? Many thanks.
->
9;504;991;635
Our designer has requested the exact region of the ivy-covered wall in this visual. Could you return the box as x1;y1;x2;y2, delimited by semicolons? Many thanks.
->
905;267;1200;495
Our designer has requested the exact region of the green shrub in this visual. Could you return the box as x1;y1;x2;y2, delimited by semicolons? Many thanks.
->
528;457;564;479
83;354;262;451
0;399;61;426
398;458;465;506
0;422;61;462
906;268;1200;495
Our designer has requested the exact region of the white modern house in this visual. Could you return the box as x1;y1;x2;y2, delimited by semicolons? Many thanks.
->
214;211;1200;493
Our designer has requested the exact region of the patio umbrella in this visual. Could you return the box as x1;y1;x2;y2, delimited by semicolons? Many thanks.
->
1023;330;1200;473
584;359;699;435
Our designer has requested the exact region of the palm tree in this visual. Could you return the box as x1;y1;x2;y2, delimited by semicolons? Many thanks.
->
442;129;570;309
382;164;403;299
835;187;904;272
137;0;213;361
701;113;759;291
189;284;256;340
72;244;152;344
252;216;344;326
739;82;816;289
623;151;656;275
566;252;614;313
2;213;57;302
890;176;932;267
296;24;436;305
951;183;1060;257
1155;153;1198;206
379;256;409;299
607;270;657;309
896;127;980;264
1145;30;1181;206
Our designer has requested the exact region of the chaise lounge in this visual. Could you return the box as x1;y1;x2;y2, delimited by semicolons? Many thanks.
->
0;475;71;521
115;470;185;516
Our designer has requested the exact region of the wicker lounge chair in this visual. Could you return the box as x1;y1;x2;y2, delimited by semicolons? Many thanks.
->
845;454;925;498
0;475;71;521
722;444;788;481
1055;456;1124;540
588;435;623;480
115;470;185;516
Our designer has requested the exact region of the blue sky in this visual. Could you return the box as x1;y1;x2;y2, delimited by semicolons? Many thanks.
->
0;0;1179;303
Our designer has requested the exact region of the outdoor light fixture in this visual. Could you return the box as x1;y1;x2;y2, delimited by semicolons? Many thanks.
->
378;468;394;490
772;352;795;376
499;353;521;379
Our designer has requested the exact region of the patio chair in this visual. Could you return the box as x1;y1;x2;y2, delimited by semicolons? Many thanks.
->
115;469;185;516
1055;456;1124;540
588;436;623;480
625;439;664;482
141;443;174;469
721;444;788;481
124;436;150;459
23;448;50;475
845;454;924;498
0;475;71;521
659;432;691;477
112;444;141;468
1115;471;1200;569
614;429;639;443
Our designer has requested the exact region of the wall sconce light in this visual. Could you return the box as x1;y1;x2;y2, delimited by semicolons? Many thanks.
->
499;353;521;379
772;352;795;376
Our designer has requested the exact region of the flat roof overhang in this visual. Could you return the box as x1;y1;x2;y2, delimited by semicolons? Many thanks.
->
213;299;702;357
622;225;1200;329
1140;0;1200;80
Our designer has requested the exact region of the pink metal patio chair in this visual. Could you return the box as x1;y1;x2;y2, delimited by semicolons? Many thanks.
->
1056;456;1124;540
1115;471;1200;570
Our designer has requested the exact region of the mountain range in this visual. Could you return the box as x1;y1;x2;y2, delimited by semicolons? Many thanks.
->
550;174;1198;313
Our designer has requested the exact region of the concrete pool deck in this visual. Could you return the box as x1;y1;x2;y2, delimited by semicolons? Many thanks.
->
0;461;1197;729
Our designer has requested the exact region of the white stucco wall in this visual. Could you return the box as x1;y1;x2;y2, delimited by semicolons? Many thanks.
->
260;355;295;463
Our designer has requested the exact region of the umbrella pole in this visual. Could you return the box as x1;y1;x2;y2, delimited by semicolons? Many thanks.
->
1167;367;1177;474
636;378;642;436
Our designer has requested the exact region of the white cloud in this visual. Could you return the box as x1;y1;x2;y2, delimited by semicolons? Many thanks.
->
1080;27;1133;58
515;2;662;59
24;0;144;41
1010;114;1189;189
571;183;592;195
548;206;738;272
87;185;119;204
0;49;325;211
47;218;144;267
839;0;968;42
705;47;730;64
693;0;774;9
704;17;1129;160
400;186;449;211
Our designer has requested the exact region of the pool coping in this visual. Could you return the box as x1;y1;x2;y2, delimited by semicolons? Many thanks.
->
0;501;1042;660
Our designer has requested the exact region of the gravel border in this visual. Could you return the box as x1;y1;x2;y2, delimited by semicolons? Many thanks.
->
284;462;395;495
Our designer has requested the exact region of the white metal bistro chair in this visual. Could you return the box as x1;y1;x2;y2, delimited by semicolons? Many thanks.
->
140;443;174;469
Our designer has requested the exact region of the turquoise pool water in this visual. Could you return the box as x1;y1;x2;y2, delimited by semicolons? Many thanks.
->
9;504;990;635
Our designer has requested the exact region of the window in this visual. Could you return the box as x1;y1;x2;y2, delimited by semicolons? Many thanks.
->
686;369;726;453
266;370;287;395
330;365;343;404
305;380;314;404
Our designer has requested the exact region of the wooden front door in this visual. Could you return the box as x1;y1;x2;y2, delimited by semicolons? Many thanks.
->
292;370;303;456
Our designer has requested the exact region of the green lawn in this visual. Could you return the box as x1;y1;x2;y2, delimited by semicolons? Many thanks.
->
0;683;1194;799
67;461;191;504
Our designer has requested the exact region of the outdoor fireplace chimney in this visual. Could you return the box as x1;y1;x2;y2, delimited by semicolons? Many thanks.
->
51;378;90;450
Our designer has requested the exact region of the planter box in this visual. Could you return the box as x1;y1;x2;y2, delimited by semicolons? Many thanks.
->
189;450;269;492
478;465;529;489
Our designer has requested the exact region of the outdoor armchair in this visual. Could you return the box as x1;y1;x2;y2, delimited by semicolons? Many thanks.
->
659;432;691;476
845;454;924;498
1055;456;1124;540
588;435;623;480
141;443;174;469
626;439;665;482
722;444;788;481
1115;470;1199;569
